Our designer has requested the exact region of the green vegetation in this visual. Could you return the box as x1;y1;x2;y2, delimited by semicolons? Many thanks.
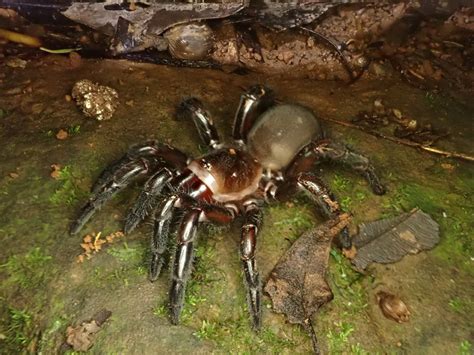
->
0;107;8;119
329;249;367;314
459;340;472;355
193;312;297;353
4;308;33;347
449;298;464;313
1;247;52;288
67;124;81;135
49;165;85;206
326;322;355;353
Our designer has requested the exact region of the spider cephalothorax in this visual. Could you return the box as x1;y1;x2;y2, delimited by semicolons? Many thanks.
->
70;85;385;329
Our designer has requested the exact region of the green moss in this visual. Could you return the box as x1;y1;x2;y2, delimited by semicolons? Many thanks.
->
328;249;367;315
459;340;472;355
193;313;298;353
4;307;33;347
49;165;86;206
1;247;53;289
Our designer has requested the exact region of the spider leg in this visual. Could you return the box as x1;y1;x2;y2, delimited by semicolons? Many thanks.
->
240;201;263;330
312;140;386;195
123;168;174;234
232;84;275;143
70;159;150;235
169;203;235;325
91;141;188;194
149;194;179;281
177;98;221;149
296;172;352;250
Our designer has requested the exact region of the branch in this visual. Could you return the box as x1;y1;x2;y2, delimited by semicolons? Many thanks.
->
320;117;474;163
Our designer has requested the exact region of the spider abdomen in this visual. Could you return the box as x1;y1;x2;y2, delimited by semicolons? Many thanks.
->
188;148;262;202
247;104;323;171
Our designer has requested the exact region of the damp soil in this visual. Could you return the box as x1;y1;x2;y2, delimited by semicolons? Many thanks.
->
0;55;472;354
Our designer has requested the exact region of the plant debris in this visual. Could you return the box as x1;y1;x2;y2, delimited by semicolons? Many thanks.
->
77;231;124;263
65;309;112;352
265;213;351;354
376;291;411;323
50;164;61;179
351;208;440;270
352;99;448;146
55;129;68;140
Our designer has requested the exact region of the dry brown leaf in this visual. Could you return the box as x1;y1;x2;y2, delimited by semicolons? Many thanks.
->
50;164;61;179
265;214;351;354
56;129;68;140
65;309;112;351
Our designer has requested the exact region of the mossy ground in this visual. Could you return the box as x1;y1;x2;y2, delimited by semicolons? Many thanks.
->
0;56;472;354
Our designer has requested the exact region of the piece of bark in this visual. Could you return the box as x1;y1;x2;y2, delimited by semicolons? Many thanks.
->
265;213;351;354
352;208;439;270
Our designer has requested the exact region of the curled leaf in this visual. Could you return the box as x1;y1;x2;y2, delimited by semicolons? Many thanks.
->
265;213;351;354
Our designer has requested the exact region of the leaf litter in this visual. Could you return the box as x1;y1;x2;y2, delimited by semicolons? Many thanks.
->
265;213;351;354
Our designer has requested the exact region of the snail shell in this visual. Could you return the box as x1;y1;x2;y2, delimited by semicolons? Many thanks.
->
376;291;411;323
163;22;214;60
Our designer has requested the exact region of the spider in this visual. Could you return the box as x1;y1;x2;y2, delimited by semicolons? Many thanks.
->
70;85;385;329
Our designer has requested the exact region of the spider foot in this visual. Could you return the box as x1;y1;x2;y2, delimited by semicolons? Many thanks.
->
243;262;262;330
149;253;165;282
364;167;386;195
169;280;186;325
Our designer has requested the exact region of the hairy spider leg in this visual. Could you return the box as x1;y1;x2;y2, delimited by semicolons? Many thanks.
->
311;140;386;195
123;168;174;234
149;172;199;281
240;201;263;330
178;98;221;149
296;172;352;249
70;142;188;236
70;159;150;235
232;84;275;143
169;200;235;325
91;141;188;194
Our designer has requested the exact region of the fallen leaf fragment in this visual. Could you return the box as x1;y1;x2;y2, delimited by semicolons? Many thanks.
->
265;213;351;354
50;164;61;179
65;309;112;351
351;208;439;270
8;172;19;179
56;129;68;140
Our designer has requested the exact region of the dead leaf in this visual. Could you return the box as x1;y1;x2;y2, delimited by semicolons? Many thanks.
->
441;163;455;171
265;214;351;354
65;309;112;351
50;164;61;179
8;172;19;179
56;129;68;140
351;208;439;270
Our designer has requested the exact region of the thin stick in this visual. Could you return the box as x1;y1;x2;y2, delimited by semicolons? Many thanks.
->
320;117;474;163
303;318;321;355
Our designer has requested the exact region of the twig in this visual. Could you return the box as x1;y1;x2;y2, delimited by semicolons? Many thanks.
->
320;117;474;163
303;318;320;355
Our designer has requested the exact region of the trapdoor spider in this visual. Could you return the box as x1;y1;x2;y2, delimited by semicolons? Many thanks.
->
70;85;385;329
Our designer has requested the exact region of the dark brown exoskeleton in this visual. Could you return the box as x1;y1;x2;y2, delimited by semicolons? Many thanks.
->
70;85;385;329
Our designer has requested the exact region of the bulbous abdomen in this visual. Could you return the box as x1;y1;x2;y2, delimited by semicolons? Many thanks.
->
247;104;323;171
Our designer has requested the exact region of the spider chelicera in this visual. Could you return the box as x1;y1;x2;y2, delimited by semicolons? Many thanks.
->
70;85;385;329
